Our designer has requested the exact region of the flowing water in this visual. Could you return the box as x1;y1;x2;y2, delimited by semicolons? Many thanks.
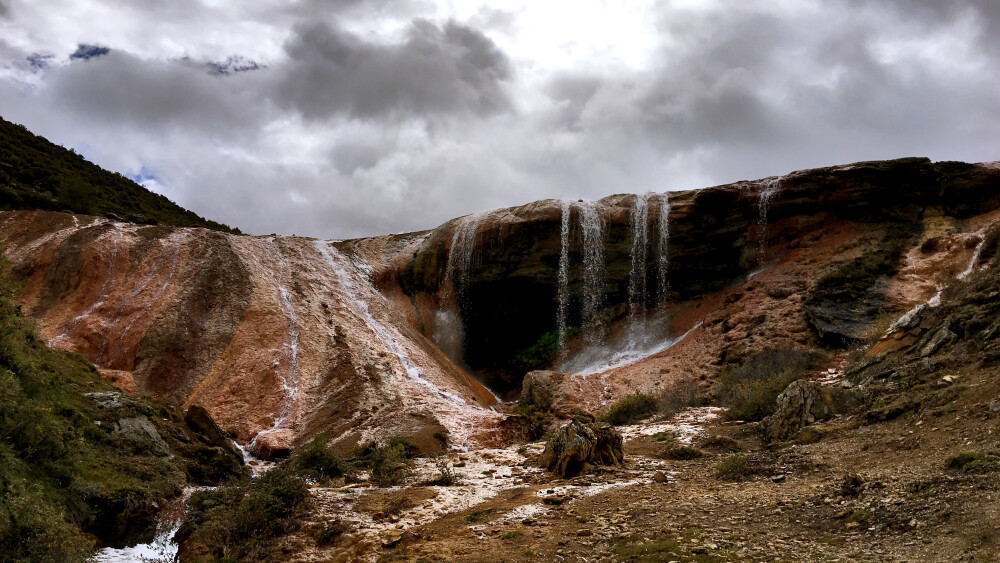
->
657;193;670;305
314;241;467;406
757;176;782;263
557;200;572;351
446;213;486;301
628;194;650;320
580;201;606;343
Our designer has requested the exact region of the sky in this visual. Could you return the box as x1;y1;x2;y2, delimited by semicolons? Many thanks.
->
1;0;999;238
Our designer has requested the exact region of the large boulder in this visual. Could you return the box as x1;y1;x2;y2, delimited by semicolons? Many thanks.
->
521;370;561;410
113;416;170;456
539;421;624;478
761;380;862;443
185;405;244;462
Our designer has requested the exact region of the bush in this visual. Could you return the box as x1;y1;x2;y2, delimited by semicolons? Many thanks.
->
289;434;344;483
351;438;414;487
660;443;704;460
657;378;703;418
717;348;823;421
714;454;755;481
181;466;309;560
946;452;1000;473
599;392;659;426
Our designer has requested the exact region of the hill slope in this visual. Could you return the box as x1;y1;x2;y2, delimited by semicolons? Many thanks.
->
0;116;238;233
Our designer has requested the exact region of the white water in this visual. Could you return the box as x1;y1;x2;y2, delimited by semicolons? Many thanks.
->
758;176;782;263
580;201;605;344
446;213;485;300
958;234;987;280
628;194;650;320
657;192;670;305
314;241;466;406
92;520;181;563
559;321;702;376
557;200;572;351
250;241;302;451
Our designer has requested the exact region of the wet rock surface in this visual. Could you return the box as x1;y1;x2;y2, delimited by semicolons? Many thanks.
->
761;380;863;443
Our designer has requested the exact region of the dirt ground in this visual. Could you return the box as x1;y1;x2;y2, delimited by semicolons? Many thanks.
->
275;357;1000;563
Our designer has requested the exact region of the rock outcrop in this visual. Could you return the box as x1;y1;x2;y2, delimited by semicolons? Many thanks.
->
761;380;862;443
539;421;624;478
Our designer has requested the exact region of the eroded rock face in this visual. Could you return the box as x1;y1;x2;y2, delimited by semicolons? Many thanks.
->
761;380;862;443
386;158;1000;387
539;421;624;478
0;211;503;458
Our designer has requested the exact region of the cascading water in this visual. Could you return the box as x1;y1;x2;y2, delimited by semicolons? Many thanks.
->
757;176;782;263
657;192;670;306
557;200;572;351
446;213;486;300
628;194;650;320
580;201;606;343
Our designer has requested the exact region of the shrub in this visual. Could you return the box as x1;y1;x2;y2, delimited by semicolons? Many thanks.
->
657;378;703;418
289;433;344;483
599;392;659;426
946;452;1000;473
351;438;414;487
717;348;823;421
660;443;704;460
714;454;755;481
182;466;309;560
316;521;350;547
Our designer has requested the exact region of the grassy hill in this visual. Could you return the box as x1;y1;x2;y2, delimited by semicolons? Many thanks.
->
0;116;239;233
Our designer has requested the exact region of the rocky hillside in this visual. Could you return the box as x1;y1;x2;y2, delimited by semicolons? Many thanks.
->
2;156;998;464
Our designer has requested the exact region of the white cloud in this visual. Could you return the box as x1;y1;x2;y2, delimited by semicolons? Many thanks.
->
1;0;998;238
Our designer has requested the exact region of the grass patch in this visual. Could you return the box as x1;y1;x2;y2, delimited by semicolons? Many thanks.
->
288;433;345;483
714;454;756;481
661;443;705;460
717;348;823;421
350;437;415;487
501;530;523;540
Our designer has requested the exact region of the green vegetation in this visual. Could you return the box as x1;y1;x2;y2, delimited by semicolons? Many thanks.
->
510;328;578;373
350;437;416;487
501;530;523;540
946;451;1000;473
613;529;730;562
0;117;238;232
714;454;756;481
717;348;823;421
178;466;309;561
0;253;241;561
661;443;705;460
599;392;659;426
287;432;345;482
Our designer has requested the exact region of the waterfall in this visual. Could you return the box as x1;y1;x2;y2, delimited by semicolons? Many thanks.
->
628;194;650;319
657;192;670;305
557;201;572;350
757;177;782;263
580;201;605;343
446;213;486;301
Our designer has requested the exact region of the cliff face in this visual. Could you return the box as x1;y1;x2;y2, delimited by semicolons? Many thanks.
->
3;158;999;456
381;158;1000;390
0;211;503;458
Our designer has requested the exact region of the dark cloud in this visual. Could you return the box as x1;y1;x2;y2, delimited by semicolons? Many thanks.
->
69;44;110;60
275;19;512;119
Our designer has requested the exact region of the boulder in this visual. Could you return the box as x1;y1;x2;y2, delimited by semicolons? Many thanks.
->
521;370;561;411
184;405;243;463
83;391;123;410
113;416;170;456
761;380;862;443
539;421;624;478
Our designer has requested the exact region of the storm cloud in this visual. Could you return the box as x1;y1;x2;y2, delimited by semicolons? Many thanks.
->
1;0;998;238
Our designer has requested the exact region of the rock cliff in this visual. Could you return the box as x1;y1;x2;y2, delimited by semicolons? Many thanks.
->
3;157;999;457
